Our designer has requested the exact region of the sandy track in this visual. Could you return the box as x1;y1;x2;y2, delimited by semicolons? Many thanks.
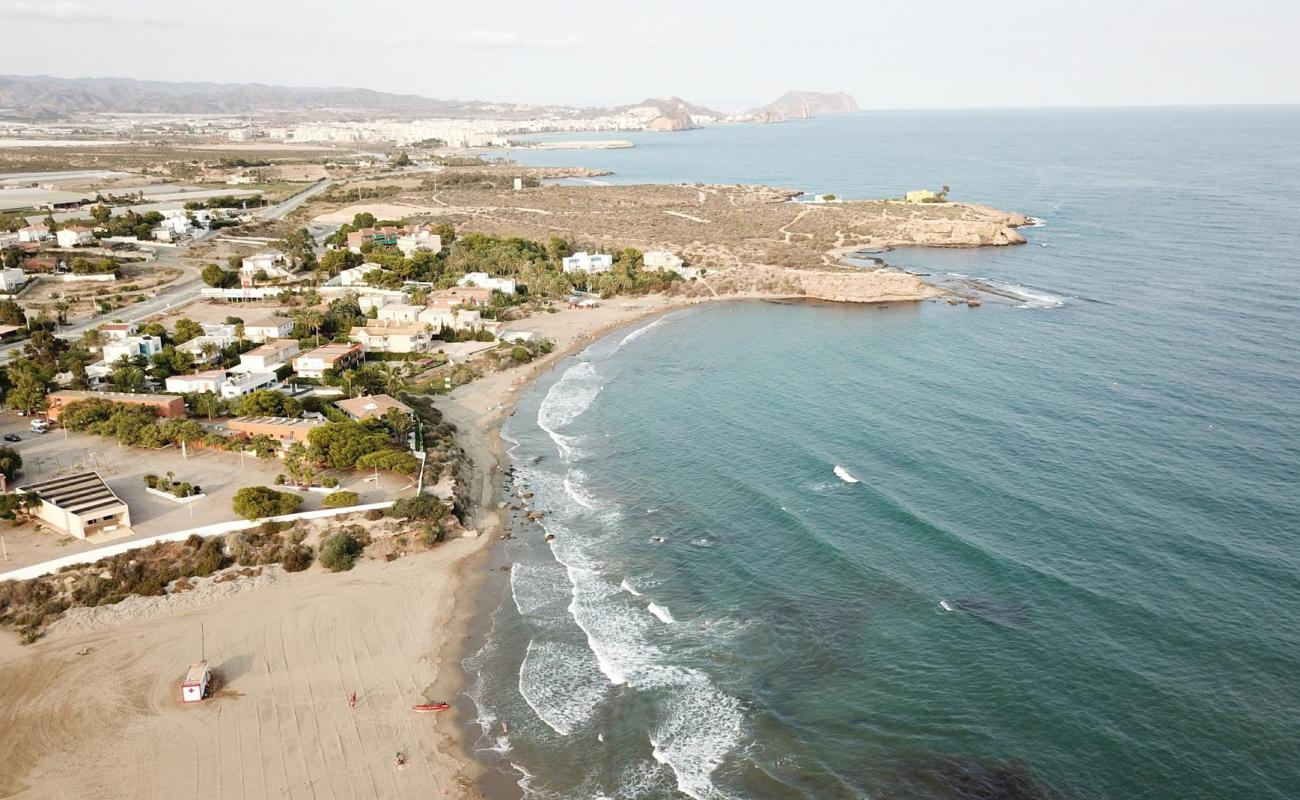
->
0;539;488;800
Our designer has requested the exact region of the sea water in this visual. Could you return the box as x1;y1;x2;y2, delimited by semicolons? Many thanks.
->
465;108;1300;799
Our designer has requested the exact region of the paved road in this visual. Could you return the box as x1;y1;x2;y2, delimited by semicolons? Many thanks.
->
1;180;332;364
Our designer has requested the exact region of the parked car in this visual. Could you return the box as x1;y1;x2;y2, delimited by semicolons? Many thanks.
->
2;434;18;443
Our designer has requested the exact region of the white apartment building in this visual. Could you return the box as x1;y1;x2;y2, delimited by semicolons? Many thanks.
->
396;230;441;257
562;252;614;274
237;339;300;373
0;267;26;292
55;226;94;248
18;224;49;243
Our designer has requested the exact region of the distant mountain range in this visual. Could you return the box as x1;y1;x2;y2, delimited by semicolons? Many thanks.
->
0;75;856;126
748;91;860;122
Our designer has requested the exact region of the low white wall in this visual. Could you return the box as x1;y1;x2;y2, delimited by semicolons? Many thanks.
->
0;500;394;583
50;273;117;283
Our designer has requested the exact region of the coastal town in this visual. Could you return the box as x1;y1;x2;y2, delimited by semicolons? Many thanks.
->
0;86;1030;799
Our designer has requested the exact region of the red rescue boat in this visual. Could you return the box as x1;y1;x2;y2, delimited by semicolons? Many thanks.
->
412;702;451;713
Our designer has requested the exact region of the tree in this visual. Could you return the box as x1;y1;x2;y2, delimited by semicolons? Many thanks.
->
198;340;221;363
307;421;388;470
193;392;222;421
0;298;24;327
319;530;363;572
236;389;301;417
381;407;414;447
231;486;303;520
91;204;112;225
321;490;359;508
0;445;22;480
173;318;203;344
392;151;412;167
356;449;419;475
201;263;236;288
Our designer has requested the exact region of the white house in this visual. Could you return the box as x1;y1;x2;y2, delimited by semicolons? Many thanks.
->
376;303;425;325
561;251;614;274
239;314;293;342
237;338;300;373
219;370;277;398
99;323;137;340
102;335;164;364
240;251;293;280
292;343;363;379
458;272;517;295
17;225;50;244
396;230;441;257
0;267;26;292
349;323;434;354
165;369;226;394
643;250;684;271
55;226;94;248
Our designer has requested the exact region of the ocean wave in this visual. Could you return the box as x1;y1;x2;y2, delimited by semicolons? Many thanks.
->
518;638;610;735
611;315;669;354
510;561;572;620
563;469;598;510
620;578;643;596
647;602;676;624
537;360;603;460
1025;216;1047;227
833;465;860;484
548;540;744;799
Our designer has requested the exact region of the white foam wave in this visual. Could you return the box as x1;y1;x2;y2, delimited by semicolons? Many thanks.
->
833;465;860;484
537;360;603;460
611;315;668;354
979;279;1066;309
563;470;598;510
1024;216;1047;228
518;638;609;735
620;578;643;596
509;561;572;619
647;602;675;624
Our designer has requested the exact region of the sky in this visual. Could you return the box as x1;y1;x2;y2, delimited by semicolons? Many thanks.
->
1;0;1298;110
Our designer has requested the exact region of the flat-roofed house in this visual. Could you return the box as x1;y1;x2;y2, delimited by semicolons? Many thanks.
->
457;272;516;294
335;394;413;421
396;229;440;257
427;287;491;308
240;251;293;280
44;390;186;421
561;251;613;274
238;339;300;373
643;250;685;271
376;303;425;325
349;323;433;354
228;415;322;445
99;323;137;340
165;369;226;394
101;335;164;364
19;471;131;539
292;343;363;379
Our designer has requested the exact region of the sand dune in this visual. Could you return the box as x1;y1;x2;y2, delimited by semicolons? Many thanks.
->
0;538;490;800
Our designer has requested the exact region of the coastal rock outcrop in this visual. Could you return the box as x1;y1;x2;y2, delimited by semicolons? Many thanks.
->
749;91;859;122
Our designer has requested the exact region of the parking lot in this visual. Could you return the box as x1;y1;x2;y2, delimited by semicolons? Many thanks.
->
0;413;407;572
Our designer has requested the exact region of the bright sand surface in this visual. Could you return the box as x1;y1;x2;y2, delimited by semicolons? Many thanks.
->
0;535;491;800
0;294;717;800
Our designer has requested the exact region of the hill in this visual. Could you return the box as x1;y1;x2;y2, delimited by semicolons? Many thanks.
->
749;91;859;122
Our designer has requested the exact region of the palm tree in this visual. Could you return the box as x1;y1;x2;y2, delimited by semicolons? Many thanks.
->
198;340;221;363
195;392;221;421
234;323;246;348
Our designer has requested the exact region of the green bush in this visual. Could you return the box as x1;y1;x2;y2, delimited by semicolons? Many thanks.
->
321;490;359;509
388;494;447;521
322;476;339;488
319;531;363;572
232;486;303;520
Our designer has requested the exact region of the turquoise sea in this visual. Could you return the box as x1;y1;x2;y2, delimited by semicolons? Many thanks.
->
464;108;1300;799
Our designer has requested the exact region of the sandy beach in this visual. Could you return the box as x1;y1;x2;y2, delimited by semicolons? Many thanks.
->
0;291;726;800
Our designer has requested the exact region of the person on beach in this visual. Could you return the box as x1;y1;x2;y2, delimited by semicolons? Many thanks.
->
349;692;357;709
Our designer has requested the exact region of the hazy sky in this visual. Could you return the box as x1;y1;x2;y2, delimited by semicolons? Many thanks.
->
2;0;1297;110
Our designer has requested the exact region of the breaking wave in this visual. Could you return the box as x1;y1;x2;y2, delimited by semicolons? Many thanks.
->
648;602;676;624
518;638;610;735
537;361;603;460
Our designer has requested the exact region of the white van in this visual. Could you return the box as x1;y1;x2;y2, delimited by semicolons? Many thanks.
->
30;418;49;434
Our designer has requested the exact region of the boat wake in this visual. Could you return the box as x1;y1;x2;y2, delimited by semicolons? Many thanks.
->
833;465;860;484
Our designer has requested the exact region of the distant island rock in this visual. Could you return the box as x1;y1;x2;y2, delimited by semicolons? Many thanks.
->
748;91;859;122
613;97;727;131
